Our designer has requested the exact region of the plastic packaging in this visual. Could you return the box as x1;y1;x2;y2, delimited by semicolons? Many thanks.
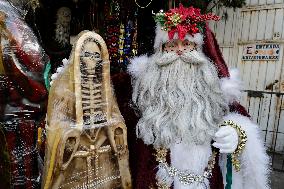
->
0;1;49;188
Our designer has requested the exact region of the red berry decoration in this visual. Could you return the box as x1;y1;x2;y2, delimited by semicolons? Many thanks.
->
154;3;220;40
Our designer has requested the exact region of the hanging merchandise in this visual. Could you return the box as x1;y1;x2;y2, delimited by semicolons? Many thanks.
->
122;19;133;67
118;22;125;64
104;0;120;73
0;1;49;188
131;12;138;57
115;18;134;72
103;0;142;73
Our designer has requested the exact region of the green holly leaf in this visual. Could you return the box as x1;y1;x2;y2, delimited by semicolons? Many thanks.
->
153;13;166;26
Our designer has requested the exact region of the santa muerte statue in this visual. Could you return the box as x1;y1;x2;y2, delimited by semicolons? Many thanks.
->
127;4;270;189
42;31;132;189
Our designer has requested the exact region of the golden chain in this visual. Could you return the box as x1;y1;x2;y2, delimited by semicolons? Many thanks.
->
219;120;247;172
134;0;153;9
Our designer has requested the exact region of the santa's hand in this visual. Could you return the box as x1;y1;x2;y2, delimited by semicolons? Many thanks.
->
213;126;238;153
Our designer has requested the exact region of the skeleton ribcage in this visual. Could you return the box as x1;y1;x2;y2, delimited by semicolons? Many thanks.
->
80;59;107;127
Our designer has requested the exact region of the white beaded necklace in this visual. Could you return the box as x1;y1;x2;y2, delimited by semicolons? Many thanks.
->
155;148;217;188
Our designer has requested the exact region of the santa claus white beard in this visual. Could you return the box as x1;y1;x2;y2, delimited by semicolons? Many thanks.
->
132;50;229;148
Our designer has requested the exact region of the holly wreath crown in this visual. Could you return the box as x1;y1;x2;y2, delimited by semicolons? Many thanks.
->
153;4;220;48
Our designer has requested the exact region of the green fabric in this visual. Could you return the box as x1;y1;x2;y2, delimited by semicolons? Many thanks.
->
44;61;51;91
225;154;232;189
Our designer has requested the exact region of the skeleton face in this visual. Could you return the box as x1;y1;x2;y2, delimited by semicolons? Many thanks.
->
56;7;71;26
80;41;101;70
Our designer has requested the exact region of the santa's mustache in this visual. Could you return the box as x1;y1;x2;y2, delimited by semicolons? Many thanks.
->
155;50;208;66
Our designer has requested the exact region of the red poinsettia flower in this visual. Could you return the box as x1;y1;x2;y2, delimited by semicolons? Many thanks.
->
154;3;220;40
172;4;193;20
168;28;177;40
177;24;188;40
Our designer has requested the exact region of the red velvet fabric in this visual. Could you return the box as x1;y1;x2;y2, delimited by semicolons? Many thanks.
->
203;23;230;78
209;150;224;189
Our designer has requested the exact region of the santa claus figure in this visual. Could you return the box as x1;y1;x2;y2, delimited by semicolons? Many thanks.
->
128;4;270;189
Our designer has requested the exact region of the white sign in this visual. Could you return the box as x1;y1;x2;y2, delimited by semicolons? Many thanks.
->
242;44;280;61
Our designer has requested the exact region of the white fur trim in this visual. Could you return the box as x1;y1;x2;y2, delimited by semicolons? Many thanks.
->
62;58;69;66
221;113;270;189
156;164;174;187
128;55;149;78
154;24;204;49
50;58;70;86
220;69;243;103
169;142;211;189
